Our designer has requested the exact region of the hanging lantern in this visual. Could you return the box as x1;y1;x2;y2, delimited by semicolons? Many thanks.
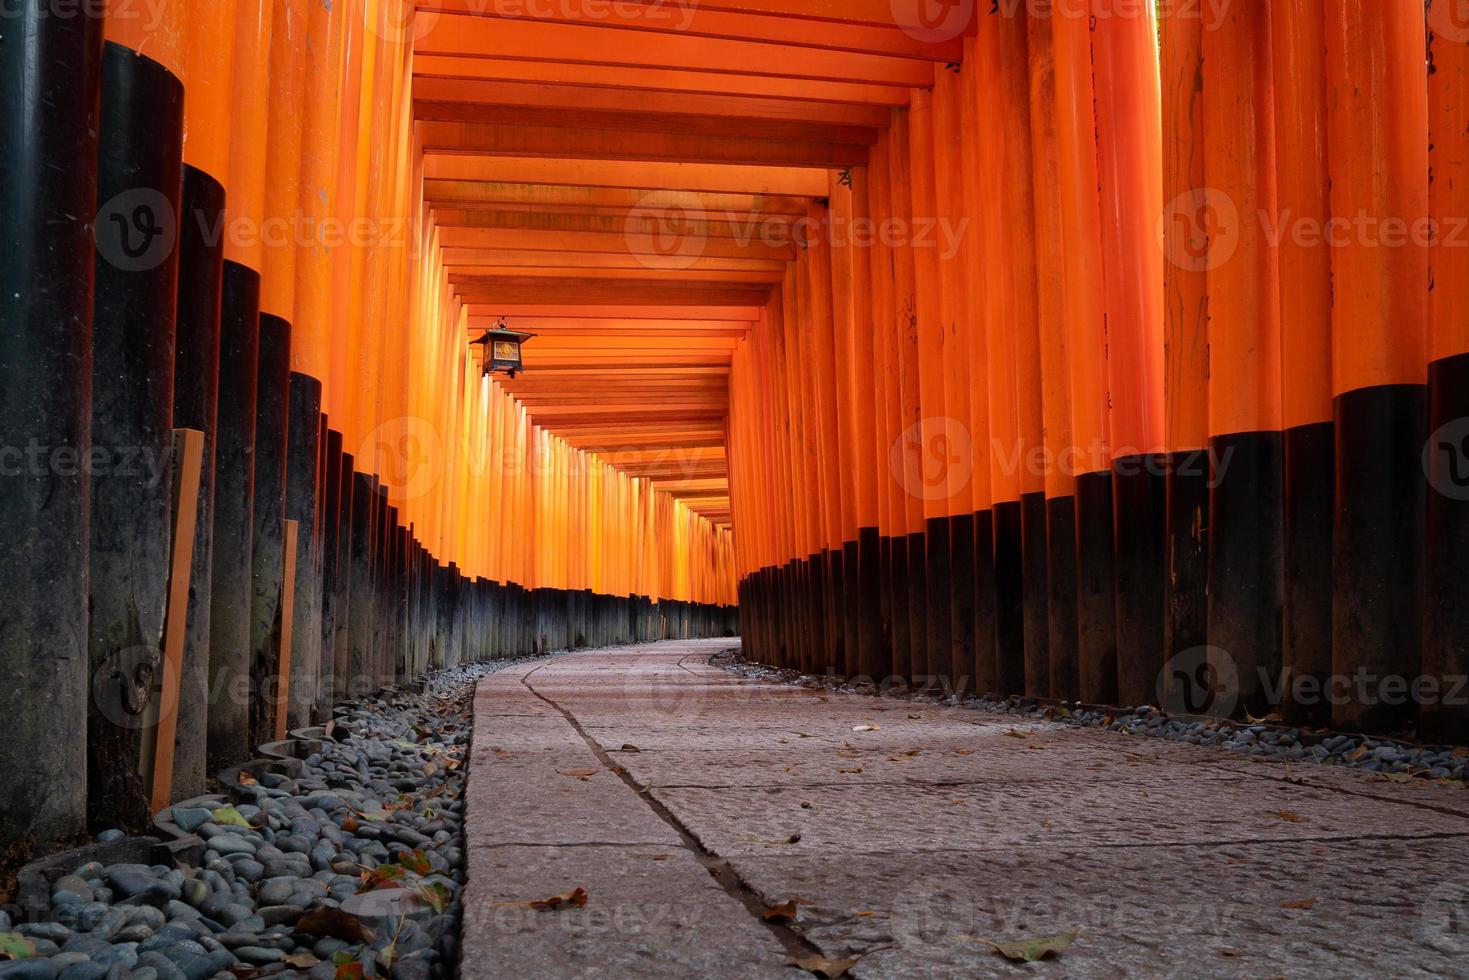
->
471;317;535;379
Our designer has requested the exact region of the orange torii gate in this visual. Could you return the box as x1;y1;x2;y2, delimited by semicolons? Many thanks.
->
3;0;1468;855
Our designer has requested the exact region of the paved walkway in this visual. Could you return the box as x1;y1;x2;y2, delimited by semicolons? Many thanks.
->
461;640;1469;979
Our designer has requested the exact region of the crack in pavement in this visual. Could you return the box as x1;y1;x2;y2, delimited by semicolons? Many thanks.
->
519;660;827;962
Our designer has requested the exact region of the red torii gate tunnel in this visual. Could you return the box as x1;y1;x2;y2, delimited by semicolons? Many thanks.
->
2;0;1469;930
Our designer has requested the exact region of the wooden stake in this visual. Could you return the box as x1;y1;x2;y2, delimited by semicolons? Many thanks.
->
150;428;205;816
276;519;301;741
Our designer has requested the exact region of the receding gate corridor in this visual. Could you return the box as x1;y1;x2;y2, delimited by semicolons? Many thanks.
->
461;640;1469;979
7;0;1469;976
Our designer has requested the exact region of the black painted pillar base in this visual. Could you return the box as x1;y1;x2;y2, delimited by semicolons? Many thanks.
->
1425;353;1469;744
88;40;183;832
1075;471;1118;707
1020;492;1050;699
841;540;860;678
0;0;102;847
208;262;260;772
993;502;1025;697
1164;450;1210;670
972;510;999;698
170;164;224;800
1113;456;1166;708
888;536;910;687
248;315;291;746
905;531;928;689
286;373;323;730
947;515;977;698
1044;496;1080;701
1282;422;1333;728
1333;385;1425;733
923;517;952;694
1208;430;1285;720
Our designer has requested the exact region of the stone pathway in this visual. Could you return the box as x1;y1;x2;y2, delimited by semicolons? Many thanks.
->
461;640;1469;979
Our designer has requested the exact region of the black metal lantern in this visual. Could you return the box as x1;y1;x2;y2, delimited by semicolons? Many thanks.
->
471;317;535;379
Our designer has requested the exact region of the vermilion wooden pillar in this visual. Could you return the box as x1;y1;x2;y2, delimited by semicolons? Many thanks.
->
1159;0;1211;701
1053;8;1117;706
1204;3;1285;720
1326;0;1429;733
1025;10;1080;702
1273;0;1334;727
1425;7;1469;744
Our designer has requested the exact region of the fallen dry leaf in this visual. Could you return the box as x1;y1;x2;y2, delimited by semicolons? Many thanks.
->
529;887;589;911
237;771;258;787
1346;745;1370;763
1003;729;1031;739
1274;810;1304;823
954;748;975;756
619;744;641;753
762;900;799;922
558;768;601;781
787;955;859;978
1280;897;1317;910
978;931;1079;963
285;953;319;969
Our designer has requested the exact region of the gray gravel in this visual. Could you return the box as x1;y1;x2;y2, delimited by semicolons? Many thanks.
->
3;655;553;980
713;651;1469;785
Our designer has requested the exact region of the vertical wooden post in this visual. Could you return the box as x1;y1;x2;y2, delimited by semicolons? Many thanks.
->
1026;9;1081;701
1093;0;1167;707
0;0;102;848
1159;0;1211;698
150;429;205;815
1425;5;1469;744
1204;2;1285;719
1273;0;1334;726
275;519;300;741
1326;0;1429;732
1052;6;1117;706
